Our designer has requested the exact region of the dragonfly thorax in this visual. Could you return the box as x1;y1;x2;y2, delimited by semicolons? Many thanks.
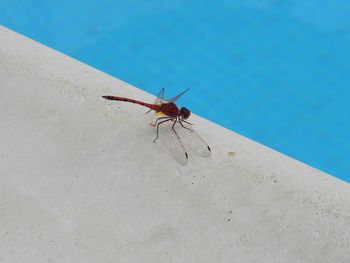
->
159;103;190;119
159;103;180;117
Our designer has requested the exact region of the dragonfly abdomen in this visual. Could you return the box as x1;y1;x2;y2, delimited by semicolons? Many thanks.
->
102;96;159;111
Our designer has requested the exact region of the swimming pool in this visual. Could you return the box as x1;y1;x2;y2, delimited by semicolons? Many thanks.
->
1;1;349;182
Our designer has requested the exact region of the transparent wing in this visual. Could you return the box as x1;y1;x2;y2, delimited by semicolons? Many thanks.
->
174;122;211;158
154;88;165;104
146;88;165;114
167;88;189;103
157;119;189;165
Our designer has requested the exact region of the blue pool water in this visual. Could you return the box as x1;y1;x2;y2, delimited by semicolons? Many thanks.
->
1;1;349;182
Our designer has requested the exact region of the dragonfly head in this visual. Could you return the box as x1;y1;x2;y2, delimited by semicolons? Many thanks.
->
179;107;191;120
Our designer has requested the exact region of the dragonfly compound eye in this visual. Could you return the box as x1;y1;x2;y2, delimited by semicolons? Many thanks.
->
180;107;191;119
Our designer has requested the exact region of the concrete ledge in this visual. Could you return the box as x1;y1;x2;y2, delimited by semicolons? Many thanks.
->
1;26;350;262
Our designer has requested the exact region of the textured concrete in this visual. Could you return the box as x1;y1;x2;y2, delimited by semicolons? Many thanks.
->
1;26;350;262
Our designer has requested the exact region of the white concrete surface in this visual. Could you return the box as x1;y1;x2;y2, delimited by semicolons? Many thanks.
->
1;26;350;262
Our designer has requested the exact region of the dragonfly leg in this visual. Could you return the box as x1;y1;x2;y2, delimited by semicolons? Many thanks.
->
179;119;193;131
171;119;181;139
150;116;171;127
180;119;193;126
153;117;173;143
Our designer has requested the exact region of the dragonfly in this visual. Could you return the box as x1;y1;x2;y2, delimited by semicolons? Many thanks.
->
102;89;211;165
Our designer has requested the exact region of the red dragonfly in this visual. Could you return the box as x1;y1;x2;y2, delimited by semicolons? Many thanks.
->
102;89;211;165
